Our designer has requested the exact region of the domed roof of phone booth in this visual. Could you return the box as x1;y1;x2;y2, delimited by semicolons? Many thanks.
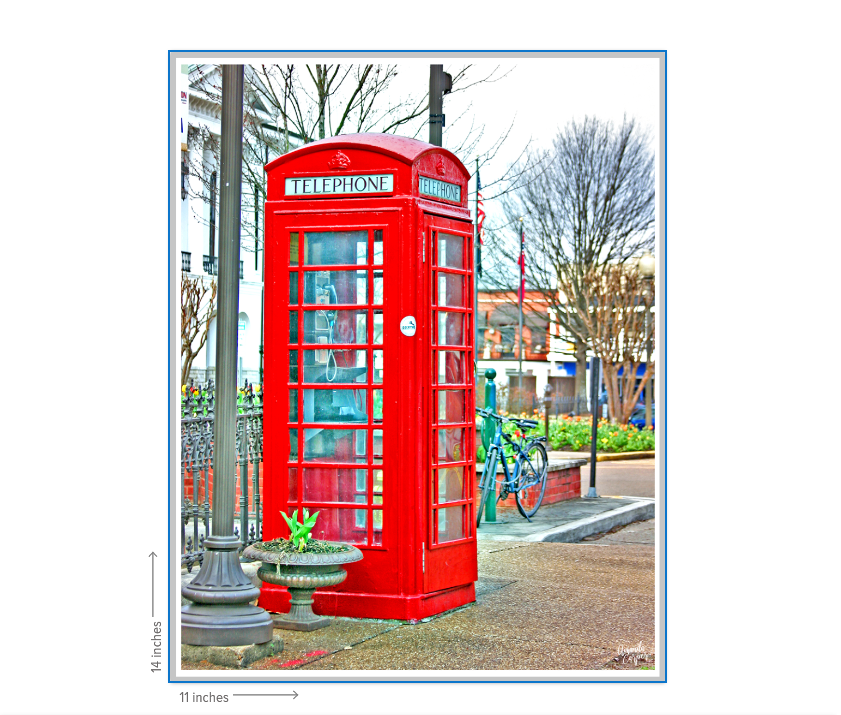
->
264;133;470;178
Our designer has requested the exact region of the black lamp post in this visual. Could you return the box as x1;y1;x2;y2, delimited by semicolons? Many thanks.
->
181;65;274;647
638;252;655;429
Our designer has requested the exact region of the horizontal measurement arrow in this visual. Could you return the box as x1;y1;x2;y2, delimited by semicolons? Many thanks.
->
233;692;298;699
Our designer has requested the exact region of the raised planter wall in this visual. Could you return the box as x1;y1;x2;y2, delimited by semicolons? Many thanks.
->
476;459;587;511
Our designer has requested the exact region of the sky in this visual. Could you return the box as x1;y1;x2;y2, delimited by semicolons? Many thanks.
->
199;53;661;250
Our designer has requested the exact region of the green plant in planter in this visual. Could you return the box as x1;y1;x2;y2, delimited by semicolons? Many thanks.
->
281;508;320;552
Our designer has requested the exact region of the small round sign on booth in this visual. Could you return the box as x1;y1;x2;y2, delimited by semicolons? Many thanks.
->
399;316;417;337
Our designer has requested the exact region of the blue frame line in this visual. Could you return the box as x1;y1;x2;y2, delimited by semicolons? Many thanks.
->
167;49;667;685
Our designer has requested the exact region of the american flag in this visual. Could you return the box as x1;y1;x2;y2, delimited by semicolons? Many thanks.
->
476;171;485;276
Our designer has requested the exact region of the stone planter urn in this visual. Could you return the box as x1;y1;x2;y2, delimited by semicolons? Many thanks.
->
243;541;363;631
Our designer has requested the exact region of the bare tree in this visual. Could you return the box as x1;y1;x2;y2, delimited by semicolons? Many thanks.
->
557;263;654;425
484;115;655;409
184;62;518;259
181;273;217;386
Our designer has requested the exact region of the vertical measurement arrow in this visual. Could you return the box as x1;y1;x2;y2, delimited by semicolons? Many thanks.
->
149;552;157;617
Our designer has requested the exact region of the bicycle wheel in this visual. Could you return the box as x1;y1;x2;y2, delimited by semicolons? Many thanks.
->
515;441;548;519
476;448;498;528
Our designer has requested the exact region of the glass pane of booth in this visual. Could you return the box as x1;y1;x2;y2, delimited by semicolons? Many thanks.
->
373;230;383;264
373;271;384;304
289;350;298;383
302;467;368;503
302;388;367;423
303;428;368;462
437;506;465;543
373;429;383;464
289;232;299;265
288;468;298;501
302;310;367;344
373;350;384;383
303;230;367;265
438;390;465;424
373;389;383;421
373;510;383;545
437;273;465;307
289;311;299;343
373;310;384;344
437;466;464;503
304;270;367;305
289;272;298;304
288;390;298;421
437;428;465;463
302;349;366;383
437;233;464;269
438;312;464;345
309;506;368;545
437;351;465;384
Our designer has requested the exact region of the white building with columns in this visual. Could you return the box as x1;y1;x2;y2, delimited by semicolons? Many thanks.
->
177;64;303;387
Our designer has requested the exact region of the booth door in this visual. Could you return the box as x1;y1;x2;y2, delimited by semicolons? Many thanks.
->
423;214;478;594
276;210;398;585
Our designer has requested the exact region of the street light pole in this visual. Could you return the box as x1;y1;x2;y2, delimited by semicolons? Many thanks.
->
181;65;274;647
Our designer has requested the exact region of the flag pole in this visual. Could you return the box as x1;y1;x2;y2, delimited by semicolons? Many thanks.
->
474;159;480;372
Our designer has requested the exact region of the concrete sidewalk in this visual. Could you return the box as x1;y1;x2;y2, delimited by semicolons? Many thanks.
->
182;479;657;672
477;496;654;542
182;522;656;672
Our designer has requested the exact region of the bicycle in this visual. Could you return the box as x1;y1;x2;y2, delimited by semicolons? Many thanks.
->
475;407;549;527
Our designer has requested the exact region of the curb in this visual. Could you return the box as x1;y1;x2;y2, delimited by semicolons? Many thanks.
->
523;498;655;543
596;451;655;462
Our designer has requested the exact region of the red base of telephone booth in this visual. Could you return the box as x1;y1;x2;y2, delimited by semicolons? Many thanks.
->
258;581;476;622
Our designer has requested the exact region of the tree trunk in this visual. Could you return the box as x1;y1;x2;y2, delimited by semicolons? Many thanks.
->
181;351;195;387
574;341;588;414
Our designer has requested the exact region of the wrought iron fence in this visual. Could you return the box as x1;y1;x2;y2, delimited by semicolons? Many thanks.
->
180;381;264;572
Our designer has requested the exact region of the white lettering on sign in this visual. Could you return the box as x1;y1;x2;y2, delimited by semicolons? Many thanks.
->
400;316;417;337
285;174;394;196
418;175;461;203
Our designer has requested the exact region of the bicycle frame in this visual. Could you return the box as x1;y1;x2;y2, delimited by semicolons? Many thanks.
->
483;418;529;494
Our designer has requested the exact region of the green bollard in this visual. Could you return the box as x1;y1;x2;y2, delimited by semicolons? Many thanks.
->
483;368;497;523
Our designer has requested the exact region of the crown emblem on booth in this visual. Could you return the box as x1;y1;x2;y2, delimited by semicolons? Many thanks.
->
328;151;351;169
435;157;446;175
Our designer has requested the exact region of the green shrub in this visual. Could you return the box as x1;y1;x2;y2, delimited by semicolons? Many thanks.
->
474;413;654;461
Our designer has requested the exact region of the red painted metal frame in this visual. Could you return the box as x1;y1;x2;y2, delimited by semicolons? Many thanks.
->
262;135;476;620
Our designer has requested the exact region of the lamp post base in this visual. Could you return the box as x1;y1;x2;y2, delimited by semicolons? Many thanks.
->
181;536;274;647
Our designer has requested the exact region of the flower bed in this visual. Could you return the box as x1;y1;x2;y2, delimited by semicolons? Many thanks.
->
476;412;654;462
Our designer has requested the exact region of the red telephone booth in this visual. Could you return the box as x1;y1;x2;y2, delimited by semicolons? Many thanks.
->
260;133;477;621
